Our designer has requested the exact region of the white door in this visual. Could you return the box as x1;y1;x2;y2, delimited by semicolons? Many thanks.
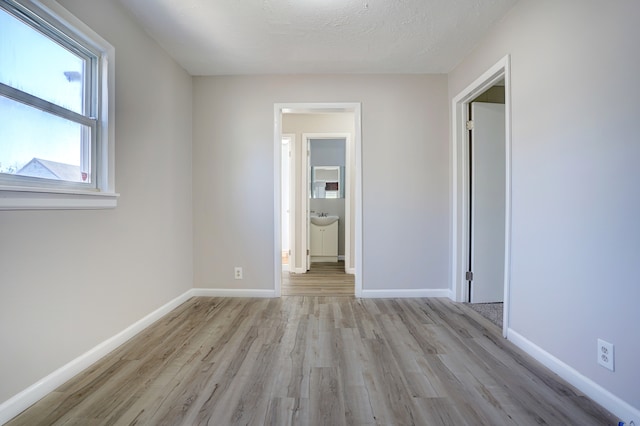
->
470;102;506;303
306;139;311;270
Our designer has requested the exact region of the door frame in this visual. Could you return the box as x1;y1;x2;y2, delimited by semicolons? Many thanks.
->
451;55;512;337
274;103;363;298
302;133;351;273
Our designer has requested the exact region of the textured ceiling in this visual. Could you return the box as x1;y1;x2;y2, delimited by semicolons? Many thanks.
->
118;0;519;76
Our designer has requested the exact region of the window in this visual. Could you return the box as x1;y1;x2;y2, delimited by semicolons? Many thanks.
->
0;0;116;209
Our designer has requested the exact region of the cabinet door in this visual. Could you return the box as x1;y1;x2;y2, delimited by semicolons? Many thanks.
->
323;222;338;256
310;224;323;255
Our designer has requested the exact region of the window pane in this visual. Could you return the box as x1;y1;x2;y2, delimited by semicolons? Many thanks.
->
0;6;85;114
0;96;91;183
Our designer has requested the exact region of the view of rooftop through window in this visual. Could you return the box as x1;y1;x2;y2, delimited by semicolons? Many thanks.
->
0;4;89;182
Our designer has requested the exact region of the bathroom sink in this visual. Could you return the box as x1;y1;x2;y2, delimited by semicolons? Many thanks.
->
310;215;339;226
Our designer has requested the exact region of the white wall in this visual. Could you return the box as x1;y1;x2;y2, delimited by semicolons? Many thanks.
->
0;0;193;403
193;75;449;292
449;0;640;414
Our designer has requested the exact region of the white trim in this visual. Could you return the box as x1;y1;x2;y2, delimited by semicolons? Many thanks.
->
361;289;452;299
450;55;512;338
508;329;639;424
503;60;513;338
302;134;310;272
0;290;193;425
344;128;352;275
189;288;277;298
353;105;362;297
0;187;119;210
346;267;356;275
273;103;363;298
273;107;283;297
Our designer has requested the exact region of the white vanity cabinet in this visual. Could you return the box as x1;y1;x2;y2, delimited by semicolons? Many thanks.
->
310;221;338;261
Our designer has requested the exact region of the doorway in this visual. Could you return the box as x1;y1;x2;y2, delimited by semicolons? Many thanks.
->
305;134;349;272
274;103;363;297
451;56;512;336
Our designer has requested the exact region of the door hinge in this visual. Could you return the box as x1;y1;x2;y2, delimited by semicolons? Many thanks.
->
466;120;474;130
307;249;310;255
466;271;474;281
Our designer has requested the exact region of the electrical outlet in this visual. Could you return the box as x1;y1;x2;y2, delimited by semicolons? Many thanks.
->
597;339;614;371
234;267;243;280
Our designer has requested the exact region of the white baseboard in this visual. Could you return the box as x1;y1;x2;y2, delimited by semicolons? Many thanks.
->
0;289;195;425
507;328;639;424
361;288;452;298
346;267;356;274
190;288;277;298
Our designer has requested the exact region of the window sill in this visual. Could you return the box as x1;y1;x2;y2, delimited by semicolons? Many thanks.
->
0;185;119;210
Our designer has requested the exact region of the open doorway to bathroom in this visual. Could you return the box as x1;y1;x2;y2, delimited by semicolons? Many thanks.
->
274;103;362;297
306;135;348;271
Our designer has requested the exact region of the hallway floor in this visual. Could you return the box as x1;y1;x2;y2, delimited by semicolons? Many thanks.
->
282;261;354;296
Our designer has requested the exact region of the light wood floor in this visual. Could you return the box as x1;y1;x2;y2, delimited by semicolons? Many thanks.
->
8;297;615;425
282;262;354;296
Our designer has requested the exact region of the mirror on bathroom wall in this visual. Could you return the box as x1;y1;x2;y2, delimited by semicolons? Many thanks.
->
311;166;345;199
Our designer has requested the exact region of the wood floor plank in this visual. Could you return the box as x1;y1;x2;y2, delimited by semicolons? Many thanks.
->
283;317;312;399
7;297;618;426
309;367;345;426
337;329;376;424
263;397;308;426
418;397;472;426
360;333;423;424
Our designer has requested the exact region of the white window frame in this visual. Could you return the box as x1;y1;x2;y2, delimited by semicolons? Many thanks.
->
0;0;117;210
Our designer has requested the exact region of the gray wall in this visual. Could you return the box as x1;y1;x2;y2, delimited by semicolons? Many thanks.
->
310;139;346;166
193;75;449;291
0;0;193;403
449;0;640;411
